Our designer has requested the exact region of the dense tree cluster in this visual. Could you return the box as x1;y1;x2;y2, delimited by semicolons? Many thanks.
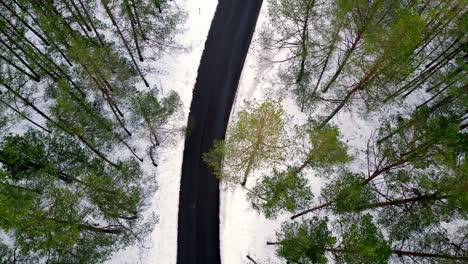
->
208;0;467;263
0;0;184;262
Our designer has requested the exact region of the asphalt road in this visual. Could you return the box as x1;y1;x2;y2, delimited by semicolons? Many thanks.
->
176;1;263;263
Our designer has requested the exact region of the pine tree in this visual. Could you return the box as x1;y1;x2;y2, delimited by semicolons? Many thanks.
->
204;100;288;186
270;215;467;263
0;130;155;262
248;168;313;219
130;88;182;166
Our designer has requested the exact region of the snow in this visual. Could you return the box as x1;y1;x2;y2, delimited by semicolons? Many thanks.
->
219;2;286;263
219;0;386;263
106;1;218;263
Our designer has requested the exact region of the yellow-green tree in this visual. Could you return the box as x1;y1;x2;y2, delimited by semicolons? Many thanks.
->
204;100;288;186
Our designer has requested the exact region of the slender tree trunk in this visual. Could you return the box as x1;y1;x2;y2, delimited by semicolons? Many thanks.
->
241;116;266;186
296;152;313;173
13;2;74;67
417;81;463;110
1;32;60;81
83;225;124;234
149;144;158;167
401;44;462;99
77;0;106;46
0;38;42;80
108;101;133;137
44;216;125;234
319;66;377;128
460;122;468;131
142;115;160;147
321;31;363;93
71;132;119;168
0;180;41;194
364;157;411;184
101;0;149;87
0;96;51;133
295;0;313;84
61;0;93;39
0;1;49;45
292;156;414;219
246;255;259;264
242;142;260;186
0;53;40;82
0;82;52;121
290;202;333;219
78;63;133;137
68;0;92;31
312;22;341;94
363;193;445;210
131;0;147;40
154;0;162;13
318;85;360;128
391;250;468;260
384;41;462;102
124;0;144;61
1;82;119;168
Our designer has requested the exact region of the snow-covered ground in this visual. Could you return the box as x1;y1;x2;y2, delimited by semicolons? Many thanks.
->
219;3;283;263
107;1;218;263
219;1;395;263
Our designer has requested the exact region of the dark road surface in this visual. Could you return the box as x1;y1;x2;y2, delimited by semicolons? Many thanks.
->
176;0;263;263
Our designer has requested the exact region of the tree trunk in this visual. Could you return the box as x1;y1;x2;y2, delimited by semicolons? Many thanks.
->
0;53;40;82
384;41;462;103
319;66;377;128
131;0;147;40
321;31;363;93
242;143;260;187
246;255;259;264
101;0;149;87
291;156;414;219
295;0;313;84
149;145;158;167
68;0;92;31
16;1;74;66
124;0;144;61
392;250;468;260
417;80;462;110
0;33;59;81
77;0;106;46
0;82;52;121
2;81;119;168
241;115;266;186
0;96;51;133
290;202;333;220
312;22;341;94
0;38;42;81
363;193;445;210
61;0;93;39
0;180;41;194
0;1;49;45
44;216;125;234
154;0;162;13
318;85;360;128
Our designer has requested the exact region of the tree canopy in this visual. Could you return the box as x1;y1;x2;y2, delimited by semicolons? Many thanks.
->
0;0;185;262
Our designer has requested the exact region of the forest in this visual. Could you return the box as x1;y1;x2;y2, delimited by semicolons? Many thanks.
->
0;0;184;262
0;0;466;263
206;0;467;263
